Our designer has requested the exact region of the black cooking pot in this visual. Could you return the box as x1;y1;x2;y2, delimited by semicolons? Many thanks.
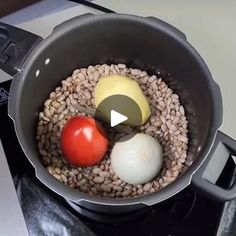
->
1;14;236;214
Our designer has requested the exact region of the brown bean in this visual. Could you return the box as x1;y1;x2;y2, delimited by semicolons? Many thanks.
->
178;134;188;143
113;179;123;185
143;183;152;192
92;168;102;175
99;171;109;178
94;176;105;184
117;64;126;69
39;149;47;156
137;188;143;195
122;189;132;197
131;69;141;76
91;187;98;195
101;184;111;193
113;185;123;192
148;75;157;83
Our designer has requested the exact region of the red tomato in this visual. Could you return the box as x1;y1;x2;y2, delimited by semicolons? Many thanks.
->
61;116;108;167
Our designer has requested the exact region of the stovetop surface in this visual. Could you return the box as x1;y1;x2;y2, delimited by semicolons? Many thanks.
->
0;79;235;236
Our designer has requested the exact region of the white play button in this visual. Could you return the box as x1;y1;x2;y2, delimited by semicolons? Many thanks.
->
110;110;128;127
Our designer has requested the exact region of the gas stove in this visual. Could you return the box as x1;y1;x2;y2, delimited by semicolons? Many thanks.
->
0;79;236;236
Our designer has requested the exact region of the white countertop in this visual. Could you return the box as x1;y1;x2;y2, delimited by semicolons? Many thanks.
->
1;0;236;139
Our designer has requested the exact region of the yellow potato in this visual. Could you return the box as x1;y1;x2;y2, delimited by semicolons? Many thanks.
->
94;75;151;125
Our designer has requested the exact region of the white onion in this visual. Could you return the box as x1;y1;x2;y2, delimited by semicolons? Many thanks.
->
111;133;163;185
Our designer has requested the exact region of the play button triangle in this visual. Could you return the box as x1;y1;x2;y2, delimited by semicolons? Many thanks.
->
110;110;128;127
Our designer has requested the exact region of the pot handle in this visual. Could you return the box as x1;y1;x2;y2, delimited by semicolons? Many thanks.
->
0;22;42;76
192;131;236;201
0;22;43;120
147;17;187;41
52;13;94;34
